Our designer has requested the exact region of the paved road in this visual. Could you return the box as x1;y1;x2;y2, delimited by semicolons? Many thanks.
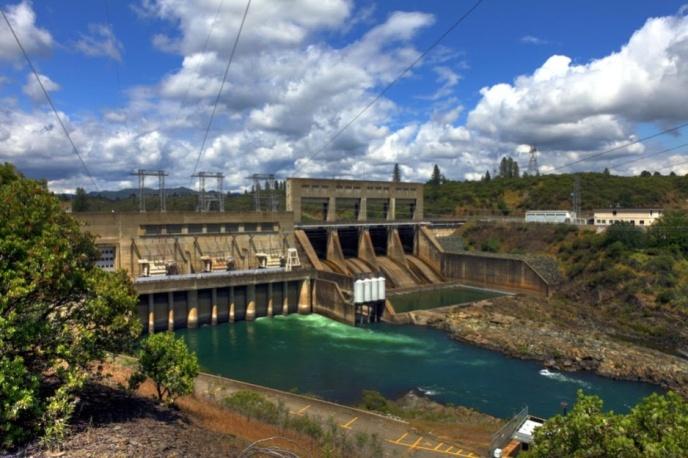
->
195;373;482;457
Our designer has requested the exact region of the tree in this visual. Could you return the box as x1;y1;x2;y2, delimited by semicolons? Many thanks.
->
640;170;652;177
498;156;520;178
392;163;401;182
483;170;491;182
0;163;141;448
73;187;89;212
648;210;688;254
525;390;688;457
129;332;199;405
603;167;611;176
430;164;442;186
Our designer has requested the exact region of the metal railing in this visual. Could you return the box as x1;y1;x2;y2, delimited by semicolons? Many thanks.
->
489;406;528;455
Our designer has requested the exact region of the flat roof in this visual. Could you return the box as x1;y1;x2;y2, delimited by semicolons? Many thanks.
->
287;177;423;186
593;208;663;212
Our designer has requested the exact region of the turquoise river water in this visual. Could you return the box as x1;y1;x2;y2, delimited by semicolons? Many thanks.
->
177;314;660;419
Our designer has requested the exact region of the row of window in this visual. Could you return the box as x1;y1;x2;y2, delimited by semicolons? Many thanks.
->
142;222;279;236
300;183;418;192
596;219;647;225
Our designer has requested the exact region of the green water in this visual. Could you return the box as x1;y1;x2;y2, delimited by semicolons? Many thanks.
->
177;314;660;419
389;286;503;313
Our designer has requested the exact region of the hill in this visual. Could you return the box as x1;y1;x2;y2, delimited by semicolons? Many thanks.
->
424;172;688;217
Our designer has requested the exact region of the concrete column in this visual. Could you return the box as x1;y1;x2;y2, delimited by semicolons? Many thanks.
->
211;288;218;325
282;281;289;315
326;196;336;222
229;286;235;322
167;291;174;331
246;284;256;321
298;278;311;314
147;294;155;334
387;197;396;221
267;283;273;317
187;289;198;328
358;197;367;221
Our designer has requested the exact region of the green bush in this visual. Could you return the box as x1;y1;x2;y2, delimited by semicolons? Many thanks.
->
0;164;141;449
129;332;199;404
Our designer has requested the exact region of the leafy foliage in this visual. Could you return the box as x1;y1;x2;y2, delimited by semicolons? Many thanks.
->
0;163;141;448
424;172;688;218
525;390;688;457
129;332;199;404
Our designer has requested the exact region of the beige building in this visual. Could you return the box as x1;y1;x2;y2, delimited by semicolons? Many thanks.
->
286;177;423;223
593;208;663;226
74;211;295;278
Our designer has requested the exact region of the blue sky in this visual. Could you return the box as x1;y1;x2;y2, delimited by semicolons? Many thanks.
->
1;0;688;191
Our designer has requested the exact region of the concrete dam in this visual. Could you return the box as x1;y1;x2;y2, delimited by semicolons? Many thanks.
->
296;225;444;289
75;176;555;332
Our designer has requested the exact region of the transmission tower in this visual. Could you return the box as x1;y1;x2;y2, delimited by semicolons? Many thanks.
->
527;145;540;176
131;169;167;213
192;172;225;212
247;173;278;212
571;175;582;222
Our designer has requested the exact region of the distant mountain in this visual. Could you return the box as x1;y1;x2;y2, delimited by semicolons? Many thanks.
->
82;187;197;200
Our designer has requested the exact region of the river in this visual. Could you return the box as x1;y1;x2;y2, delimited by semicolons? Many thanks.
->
177;313;660;419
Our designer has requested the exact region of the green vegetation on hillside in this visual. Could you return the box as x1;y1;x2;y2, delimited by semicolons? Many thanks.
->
456;215;688;352
425;172;688;217
525;390;688;458
0;164;141;449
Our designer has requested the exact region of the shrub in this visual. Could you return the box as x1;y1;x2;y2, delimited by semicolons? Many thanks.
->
0;164;141;448
129;332;199;404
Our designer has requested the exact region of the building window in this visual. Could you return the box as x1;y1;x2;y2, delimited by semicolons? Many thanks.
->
143;225;163;235
95;245;116;271
640;220;645;225
188;224;204;234
225;224;239;233
166;224;182;234
243;223;257;232
206;224;221;233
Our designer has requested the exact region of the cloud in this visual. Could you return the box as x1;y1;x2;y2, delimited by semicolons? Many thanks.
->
520;35;549;45
22;72;59;102
468;13;688;170
0;1;53;61
74;23;123;61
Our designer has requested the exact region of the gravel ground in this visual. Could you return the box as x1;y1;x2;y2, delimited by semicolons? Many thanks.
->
9;383;242;458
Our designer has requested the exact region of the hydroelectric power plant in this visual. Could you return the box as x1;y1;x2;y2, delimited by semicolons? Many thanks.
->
75;176;658;425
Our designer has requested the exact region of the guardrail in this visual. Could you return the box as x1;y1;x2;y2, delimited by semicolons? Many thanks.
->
316;270;353;291
489;406;528;455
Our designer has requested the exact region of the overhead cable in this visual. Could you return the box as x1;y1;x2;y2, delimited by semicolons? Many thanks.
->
307;0;485;162
191;0;251;179
2;9;100;190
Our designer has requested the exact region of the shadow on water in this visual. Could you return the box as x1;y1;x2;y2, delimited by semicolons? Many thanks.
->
177;314;660;418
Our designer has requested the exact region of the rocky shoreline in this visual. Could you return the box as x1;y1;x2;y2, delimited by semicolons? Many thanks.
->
392;296;688;398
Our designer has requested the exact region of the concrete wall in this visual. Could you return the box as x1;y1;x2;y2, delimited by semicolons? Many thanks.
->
138;269;314;332
286;178;423;223
74;211;295;279
441;252;550;296
313;279;356;325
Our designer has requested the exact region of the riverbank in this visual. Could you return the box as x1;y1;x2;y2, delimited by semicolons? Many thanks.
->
401;295;688;397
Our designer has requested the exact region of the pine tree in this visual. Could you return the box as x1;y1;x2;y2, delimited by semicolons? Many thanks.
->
392;163;401;182
430;164;442;186
484;170;491;182
73;187;89;212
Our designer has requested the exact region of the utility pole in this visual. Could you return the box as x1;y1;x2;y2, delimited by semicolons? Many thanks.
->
131;169;168;212
572;175;582;222
192;172;224;212
247;173;278;212
527;145;539;176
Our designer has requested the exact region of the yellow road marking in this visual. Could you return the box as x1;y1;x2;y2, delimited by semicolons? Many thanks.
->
434;443;444;450
392;432;408;443
409;436;423;451
339;416;358;429
295;404;311;415
446;446;453;453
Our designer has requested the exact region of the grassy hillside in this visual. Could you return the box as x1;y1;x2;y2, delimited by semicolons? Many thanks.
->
455;217;688;353
424;173;688;217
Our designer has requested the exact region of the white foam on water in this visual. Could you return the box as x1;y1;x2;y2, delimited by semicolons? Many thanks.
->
539;369;591;388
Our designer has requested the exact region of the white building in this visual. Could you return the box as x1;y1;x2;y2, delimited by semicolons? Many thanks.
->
593;208;663;226
525;210;576;224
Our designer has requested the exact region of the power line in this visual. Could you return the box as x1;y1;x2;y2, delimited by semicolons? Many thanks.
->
307;0;485;162
2;9;100;191
607;142;688;172
190;0;251;179
550;121;688;173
